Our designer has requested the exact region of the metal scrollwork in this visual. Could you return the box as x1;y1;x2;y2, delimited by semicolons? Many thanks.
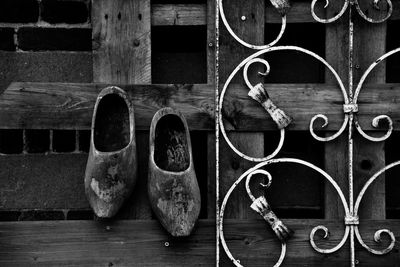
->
217;0;398;266
311;0;393;24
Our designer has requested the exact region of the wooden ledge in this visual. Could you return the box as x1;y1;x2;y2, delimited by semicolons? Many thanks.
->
0;219;398;266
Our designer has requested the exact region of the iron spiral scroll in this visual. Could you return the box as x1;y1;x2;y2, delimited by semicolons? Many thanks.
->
217;0;399;266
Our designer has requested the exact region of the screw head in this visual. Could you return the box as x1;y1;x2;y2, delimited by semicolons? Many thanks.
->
164;241;170;247
208;42;214;47
241;16;246;21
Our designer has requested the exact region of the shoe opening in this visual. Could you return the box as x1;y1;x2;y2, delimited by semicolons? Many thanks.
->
154;114;190;172
94;94;130;152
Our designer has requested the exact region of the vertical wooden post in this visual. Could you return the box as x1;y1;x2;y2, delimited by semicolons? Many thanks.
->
325;3;386;219
352;6;386;219
219;0;265;219
324;2;350;220
207;0;217;219
92;0;152;219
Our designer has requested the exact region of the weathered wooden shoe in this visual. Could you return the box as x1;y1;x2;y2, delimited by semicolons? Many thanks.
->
85;86;137;218
148;108;201;236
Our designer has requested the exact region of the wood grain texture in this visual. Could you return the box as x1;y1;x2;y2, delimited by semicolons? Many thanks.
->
219;0;265;219
91;0;152;219
207;0;216;219
150;1;400;26
0;219;398;266
92;0;151;84
3;82;400;131
152;4;206;26
324;0;350;220
353;2;387;219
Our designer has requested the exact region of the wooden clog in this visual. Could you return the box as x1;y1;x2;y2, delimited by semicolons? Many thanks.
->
148;108;201;236
85;86;137;218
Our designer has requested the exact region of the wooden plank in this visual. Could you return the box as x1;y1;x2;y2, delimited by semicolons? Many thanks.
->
150;1;400;26
206;0;216;219
219;0;265;220
0;1;398;30
0;219;398;266
92;0;151;84
92;0;151;219
152;4;206;26
325;2;388;220
324;0;350;220
352;3;387;219
3;82;400;131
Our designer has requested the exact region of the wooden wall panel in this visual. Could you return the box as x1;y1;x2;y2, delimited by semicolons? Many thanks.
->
219;0;265;219
92;0;152;219
0;219;398;266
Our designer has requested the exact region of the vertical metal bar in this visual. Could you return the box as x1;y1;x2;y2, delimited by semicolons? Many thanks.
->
215;0;220;266
348;2;356;267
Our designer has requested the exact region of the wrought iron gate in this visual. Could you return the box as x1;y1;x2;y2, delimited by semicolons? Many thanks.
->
216;0;399;266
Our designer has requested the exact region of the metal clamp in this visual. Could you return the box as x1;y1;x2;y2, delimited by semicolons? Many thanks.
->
343;103;359;114
345;215;360;226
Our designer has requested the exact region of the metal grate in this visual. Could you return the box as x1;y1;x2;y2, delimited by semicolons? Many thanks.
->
217;0;398;266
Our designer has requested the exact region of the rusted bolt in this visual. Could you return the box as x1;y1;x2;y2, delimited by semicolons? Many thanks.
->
241;15;246;21
134;39;140;47
164;241;170;247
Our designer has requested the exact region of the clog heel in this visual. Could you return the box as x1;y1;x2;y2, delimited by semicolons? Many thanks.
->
148;108;201;236
85;86;137;218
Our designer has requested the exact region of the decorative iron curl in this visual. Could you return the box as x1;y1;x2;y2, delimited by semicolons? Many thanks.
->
219;46;349;161
311;0;350;23
355;0;393;24
218;0;286;50
311;0;393;24
352;161;400;255
219;158;350;266
352;47;400;142
310;225;351;254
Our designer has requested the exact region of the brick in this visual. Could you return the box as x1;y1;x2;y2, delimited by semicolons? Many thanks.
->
0;129;23;154
0;0;39;23
53;130;76;152
0;154;88;210
25;129;50;153
0;28;15;51
41;0;89;24
0;51;92;93
18;28;91;51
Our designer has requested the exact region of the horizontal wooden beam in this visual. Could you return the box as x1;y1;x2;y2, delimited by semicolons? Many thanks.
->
0;2;398;29
151;2;400;26
0;82;214;131
2;82;400;131
0;219;398;266
152;4;206;26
